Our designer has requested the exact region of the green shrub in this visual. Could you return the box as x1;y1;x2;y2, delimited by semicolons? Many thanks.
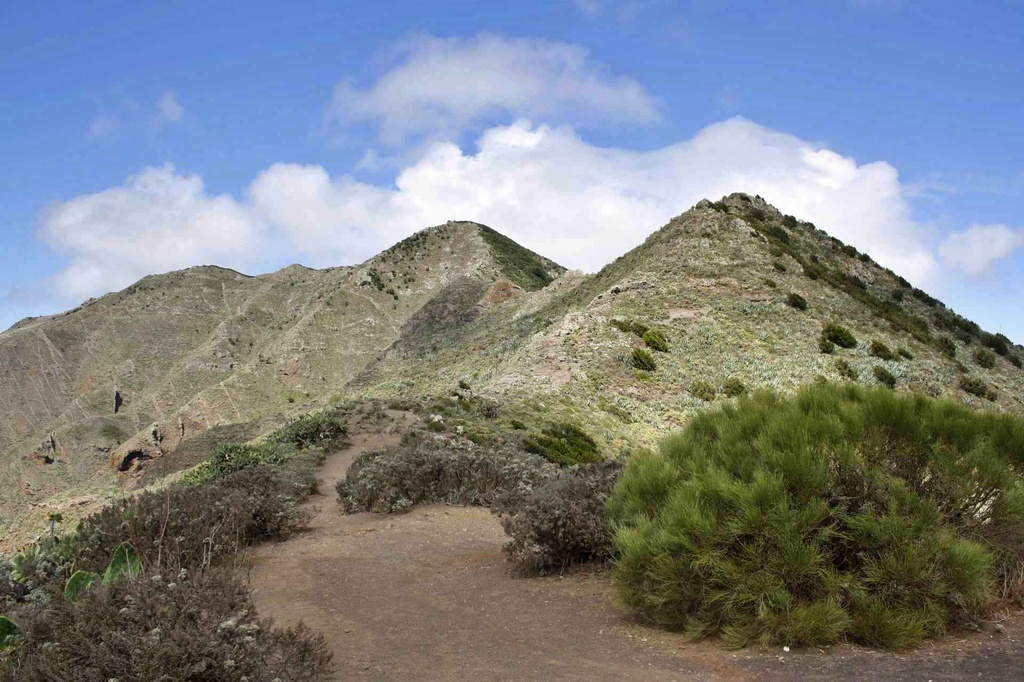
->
869;340;897;361
898;347;914;360
338;433;557;513
974;347;996;369
763;278;778;289
786;293;808;311
496;462;623;571
274;409;348;450
609;384;1024;649
834;359;858;381
772;261;787;273
610;319;649;336
981;332;1011;356
872;365;897;389
822;323;858;349
819;338;835;354
690;381;717;402
1010;354;1023;369
723;378;747;398
960;375;995;401
642;329;669;352
629;348;657;372
426;419;446;432
524;423;602;466
937;336;957;358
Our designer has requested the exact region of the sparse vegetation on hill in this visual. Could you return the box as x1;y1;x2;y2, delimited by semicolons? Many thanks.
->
610;383;1024;649
524;422;602;466
338;431;557;513
0;414;337;678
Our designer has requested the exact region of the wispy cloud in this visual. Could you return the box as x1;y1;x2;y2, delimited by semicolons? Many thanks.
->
85;90;185;139
86;113;119;138
327;33;661;144
155;91;184;125
939;224;1024;277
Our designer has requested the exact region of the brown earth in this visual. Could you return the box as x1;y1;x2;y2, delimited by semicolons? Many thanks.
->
250;418;1024;681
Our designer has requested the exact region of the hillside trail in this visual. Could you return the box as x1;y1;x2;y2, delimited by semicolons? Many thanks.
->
250;413;1024;681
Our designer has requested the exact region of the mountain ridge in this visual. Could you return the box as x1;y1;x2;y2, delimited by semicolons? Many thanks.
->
2;198;1021;549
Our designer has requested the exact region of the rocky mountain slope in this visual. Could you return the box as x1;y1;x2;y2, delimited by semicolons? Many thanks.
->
2;193;1022;544
0;221;562;541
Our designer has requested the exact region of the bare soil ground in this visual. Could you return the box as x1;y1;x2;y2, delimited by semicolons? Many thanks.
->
250;416;1024;681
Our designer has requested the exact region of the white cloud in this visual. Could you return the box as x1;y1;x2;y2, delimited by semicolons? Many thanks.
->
39;165;262;301
155;91;184;124
574;0;602;16
248;118;938;284
43;118;947;303
327;34;660;144
86;114;119;138
938;224;1024;277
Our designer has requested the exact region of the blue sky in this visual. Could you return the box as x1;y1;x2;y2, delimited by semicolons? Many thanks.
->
1;0;1022;340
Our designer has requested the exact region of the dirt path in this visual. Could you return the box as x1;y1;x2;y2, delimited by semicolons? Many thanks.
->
250;420;1024;681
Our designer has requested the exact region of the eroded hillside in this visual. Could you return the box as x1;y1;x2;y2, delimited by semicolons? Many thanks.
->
3;195;1022;547
0;220;563;543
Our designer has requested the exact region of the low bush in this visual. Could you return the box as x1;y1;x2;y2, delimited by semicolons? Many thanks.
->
497;462;623;571
78;454;321;575
786;293;808;311
834;359;858;381
872;365;897;389
4;567;331;680
723;378;747;398
772;261;787;273
338;433;557;513
642;329;669;352
822;323;858;349
960;375;995;401
1010;354;1023;369
819;338;835;354
690;381;717;402
937;336;957;358
974;347;997;369
609;384;1024;649
610;319;649;336
869;340;897;361
629;348;657;371
898;347;914;360
525;423;602;466
274;409;348;450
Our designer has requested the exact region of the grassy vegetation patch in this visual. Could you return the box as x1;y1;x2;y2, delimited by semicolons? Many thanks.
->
524;422;602;466
609;383;1024;649
822;323;858;349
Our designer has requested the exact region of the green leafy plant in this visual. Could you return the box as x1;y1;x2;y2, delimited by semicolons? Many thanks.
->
822;323;858;349
63;570;98;602
834;359;858;381
629;348;657;372
898;347;914;360
641;329;669;352
872;365;896;389
524;423;602;466
102;543;141;586
974;347;996;369
690;381;717;402
723;378;747;398
785;293;808;310
869;340;897;361
937;336;957;358
819;337;835;354
960;375;995;401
